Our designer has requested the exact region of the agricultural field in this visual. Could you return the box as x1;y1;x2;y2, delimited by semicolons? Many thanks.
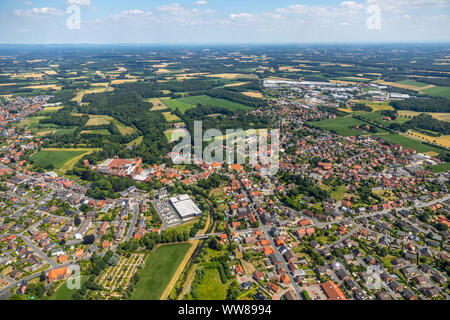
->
308;116;376;137
126;136;144;147
350;100;394;111
131;243;192;300
86;115;114;126
162;112;182;123
178;95;253;111
147;98;169;111
397;111;450;122
30;148;100;171
206;73;259;80
160;98;195;114
378;134;445;154
420;85;450;99
405;130;450;149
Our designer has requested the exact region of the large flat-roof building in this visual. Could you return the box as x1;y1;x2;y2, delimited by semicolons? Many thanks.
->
169;194;202;221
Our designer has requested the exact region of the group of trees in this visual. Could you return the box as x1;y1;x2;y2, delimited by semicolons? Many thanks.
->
390;113;450;136
390;97;450;113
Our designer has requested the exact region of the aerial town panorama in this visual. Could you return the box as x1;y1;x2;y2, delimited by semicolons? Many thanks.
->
0;0;449;310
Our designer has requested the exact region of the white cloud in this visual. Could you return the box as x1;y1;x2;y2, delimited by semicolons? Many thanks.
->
66;0;91;6
111;9;152;20
14;7;65;17
229;13;253;20
193;0;208;5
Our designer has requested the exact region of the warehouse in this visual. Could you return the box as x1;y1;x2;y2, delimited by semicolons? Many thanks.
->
169;194;202;221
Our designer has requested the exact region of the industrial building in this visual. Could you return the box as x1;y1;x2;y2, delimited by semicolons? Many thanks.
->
169;194;202;221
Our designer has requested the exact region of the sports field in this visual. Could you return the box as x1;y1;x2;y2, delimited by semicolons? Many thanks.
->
131;243;192;300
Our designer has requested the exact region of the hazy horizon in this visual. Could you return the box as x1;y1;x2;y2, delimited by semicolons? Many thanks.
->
1;0;449;44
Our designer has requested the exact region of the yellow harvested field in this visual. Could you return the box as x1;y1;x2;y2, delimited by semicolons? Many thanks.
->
110;79;140;85
148;98;168;111
424;151;440;157
373;80;433;92
242;91;263;98
114;121;134;135
0;83;16;86
162;112;182;122
43;106;63;112
11;73;44;79
330;80;358;85
176;72;210;80
398;111;450;122
206;73;257;80
43;70;58;75
223;82;249;87
338;108;353;113
71;87;108;103
91;82;109;87
156;68;171;74
406;130;450;148
86;115;114;126
23;84;61;90
49;64;59;68
36;130;57;136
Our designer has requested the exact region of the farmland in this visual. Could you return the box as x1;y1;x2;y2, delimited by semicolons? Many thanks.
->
378;134;445;154
308;116;375;137
160;98;196;114
30;148;100;171
131;243;192;300
177;95;253;111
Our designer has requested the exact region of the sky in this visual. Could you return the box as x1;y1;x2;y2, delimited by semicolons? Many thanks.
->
0;0;449;44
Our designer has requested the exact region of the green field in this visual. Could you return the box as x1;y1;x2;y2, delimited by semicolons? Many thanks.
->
30;150;88;169
178;95;253;111
330;184;346;201
421;86;450;99
379;134;445;154
396;80;429;88
131;243;192;300
196;268;229;300
308;116;373;136
161;98;195;114
429;162;450;173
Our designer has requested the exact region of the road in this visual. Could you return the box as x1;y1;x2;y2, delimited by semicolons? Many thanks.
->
237;180;302;299
125;201;139;242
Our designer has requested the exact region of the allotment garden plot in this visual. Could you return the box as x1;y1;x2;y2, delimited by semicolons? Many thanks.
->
97;253;145;299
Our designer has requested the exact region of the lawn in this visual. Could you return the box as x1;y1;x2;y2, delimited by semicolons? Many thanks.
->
178;95;253;111
161;98;196;114
330;185;346;201
131;243;192;300
378;134;445;154
42;276;88;300
307;116;371;137
196;268;229;300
